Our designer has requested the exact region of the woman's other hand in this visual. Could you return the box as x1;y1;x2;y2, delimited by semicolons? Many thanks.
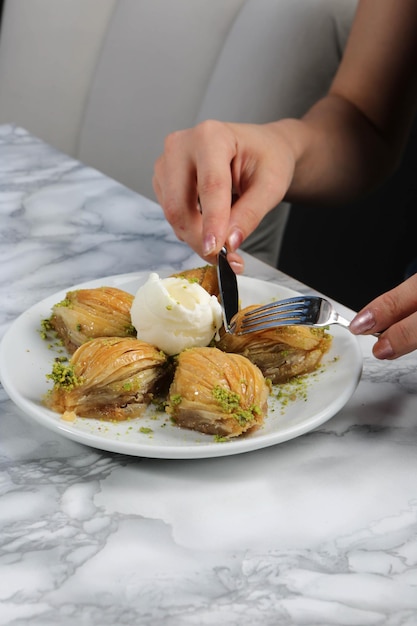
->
350;273;417;359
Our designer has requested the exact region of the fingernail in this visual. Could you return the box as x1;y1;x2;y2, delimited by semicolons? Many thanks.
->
228;229;243;252
349;309;376;334
203;233;216;256
230;260;244;274
373;337;394;360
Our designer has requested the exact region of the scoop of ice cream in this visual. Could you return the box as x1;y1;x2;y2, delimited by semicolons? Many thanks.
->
130;272;223;355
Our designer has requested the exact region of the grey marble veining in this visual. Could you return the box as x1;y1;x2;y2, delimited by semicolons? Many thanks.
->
1;125;417;626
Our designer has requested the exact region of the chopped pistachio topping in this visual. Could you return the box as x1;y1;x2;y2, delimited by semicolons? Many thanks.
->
212;385;259;425
275;375;310;413
54;297;72;308
124;323;136;336
39;317;55;340
175;274;200;284
46;361;82;390
212;385;240;412
170;393;182;406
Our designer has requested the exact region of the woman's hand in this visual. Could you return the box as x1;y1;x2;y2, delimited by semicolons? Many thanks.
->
153;119;298;272
350;273;417;359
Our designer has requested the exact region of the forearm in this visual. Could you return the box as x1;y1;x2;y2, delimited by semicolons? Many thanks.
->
154;0;417;273
273;94;402;207
278;0;417;207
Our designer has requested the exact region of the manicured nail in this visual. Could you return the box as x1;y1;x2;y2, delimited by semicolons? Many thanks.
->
228;229;243;252
203;233;216;256
230;260;244;274
349;309;376;334
373;337;394;360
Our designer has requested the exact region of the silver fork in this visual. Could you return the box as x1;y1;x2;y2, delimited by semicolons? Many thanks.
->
231;295;353;335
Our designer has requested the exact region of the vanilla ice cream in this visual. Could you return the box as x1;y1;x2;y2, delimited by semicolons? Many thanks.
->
130;272;223;355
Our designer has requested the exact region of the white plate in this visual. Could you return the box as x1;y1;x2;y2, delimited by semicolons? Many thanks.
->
0;272;362;459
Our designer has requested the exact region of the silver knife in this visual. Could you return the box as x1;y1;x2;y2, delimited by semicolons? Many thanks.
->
217;246;239;332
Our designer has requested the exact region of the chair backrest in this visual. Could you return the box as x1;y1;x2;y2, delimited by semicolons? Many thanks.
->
77;0;245;199
0;0;244;198
0;0;356;204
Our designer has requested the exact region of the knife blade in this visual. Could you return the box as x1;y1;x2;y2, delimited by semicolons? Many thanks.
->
217;246;239;332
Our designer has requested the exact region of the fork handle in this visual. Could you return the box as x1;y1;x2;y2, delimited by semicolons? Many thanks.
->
336;314;351;330
338;314;380;338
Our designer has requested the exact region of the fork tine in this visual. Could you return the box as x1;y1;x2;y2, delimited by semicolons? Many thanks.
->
241;309;306;328
237;319;305;334
231;294;357;336
241;297;310;322
232;295;316;335
243;296;308;316
242;303;308;323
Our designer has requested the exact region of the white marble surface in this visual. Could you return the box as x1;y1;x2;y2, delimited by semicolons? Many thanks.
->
1;124;417;625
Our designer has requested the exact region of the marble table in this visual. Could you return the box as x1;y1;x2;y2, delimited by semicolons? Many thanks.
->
1;124;417;626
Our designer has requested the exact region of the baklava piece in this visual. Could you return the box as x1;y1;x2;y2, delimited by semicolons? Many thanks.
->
170;265;219;298
217;305;332;383
44;337;171;420
48;286;135;353
166;346;270;437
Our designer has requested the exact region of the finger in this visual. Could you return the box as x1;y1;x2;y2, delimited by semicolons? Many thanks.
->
225;168;290;252
227;250;245;274
350;273;417;335
372;310;417;359
154;131;200;238
193;121;237;256
152;170;161;204
349;273;417;360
